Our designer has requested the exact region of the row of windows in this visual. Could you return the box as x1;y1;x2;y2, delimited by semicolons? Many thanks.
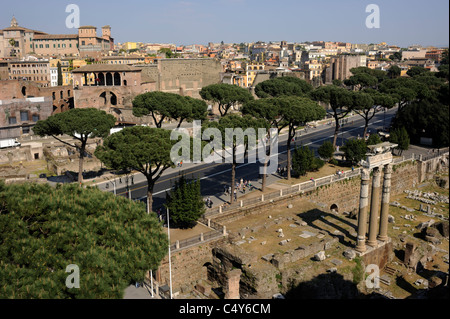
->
11;76;48;81
35;43;74;49
11;64;48;68
12;69;48;74
8;112;40;125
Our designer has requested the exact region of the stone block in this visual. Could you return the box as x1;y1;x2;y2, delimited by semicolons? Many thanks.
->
271;254;285;269
330;259;343;266
314;251;326;261
261;254;274;262
343;249;356;260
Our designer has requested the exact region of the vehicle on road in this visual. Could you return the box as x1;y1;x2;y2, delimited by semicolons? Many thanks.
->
0;139;21;149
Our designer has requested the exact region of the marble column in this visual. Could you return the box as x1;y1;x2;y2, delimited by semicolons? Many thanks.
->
356;168;370;253
367;167;381;247
378;164;393;241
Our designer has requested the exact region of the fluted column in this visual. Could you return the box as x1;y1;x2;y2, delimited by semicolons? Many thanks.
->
356;168;370;253
367;167;381;247
378;164;392;241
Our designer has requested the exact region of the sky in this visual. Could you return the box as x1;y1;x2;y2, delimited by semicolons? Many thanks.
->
1;0;448;47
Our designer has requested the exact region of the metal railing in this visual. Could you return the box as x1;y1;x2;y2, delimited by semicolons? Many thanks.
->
204;150;449;220
170;149;448;252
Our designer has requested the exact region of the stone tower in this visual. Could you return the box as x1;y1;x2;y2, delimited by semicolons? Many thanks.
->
11;16;18;27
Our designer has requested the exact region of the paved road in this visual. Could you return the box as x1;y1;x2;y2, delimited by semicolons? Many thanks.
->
94;108;400;211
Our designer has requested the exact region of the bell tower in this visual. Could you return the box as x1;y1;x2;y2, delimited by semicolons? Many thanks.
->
11;16;18;27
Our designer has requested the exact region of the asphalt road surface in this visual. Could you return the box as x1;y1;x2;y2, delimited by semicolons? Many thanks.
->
97;108;398;211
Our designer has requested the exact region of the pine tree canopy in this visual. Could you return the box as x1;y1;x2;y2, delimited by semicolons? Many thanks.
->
0;182;168;299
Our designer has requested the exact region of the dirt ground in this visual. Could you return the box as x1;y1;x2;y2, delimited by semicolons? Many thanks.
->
221;175;449;299
165;223;213;244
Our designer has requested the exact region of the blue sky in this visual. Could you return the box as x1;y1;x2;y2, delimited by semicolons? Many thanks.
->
1;0;448;47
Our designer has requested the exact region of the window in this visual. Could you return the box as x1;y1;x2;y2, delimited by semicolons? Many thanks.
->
22;126;30;134
8;117;17;125
32;114;40;122
20;111;29;122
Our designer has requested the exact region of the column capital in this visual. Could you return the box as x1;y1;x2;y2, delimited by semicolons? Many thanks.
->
384;163;393;174
373;166;382;176
361;168;370;181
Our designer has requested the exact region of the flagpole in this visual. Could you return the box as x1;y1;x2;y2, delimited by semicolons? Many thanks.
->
167;208;173;299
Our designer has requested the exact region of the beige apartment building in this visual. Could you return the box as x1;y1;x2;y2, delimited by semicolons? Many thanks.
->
101;55;146;65
8;57;50;87
0;17;113;59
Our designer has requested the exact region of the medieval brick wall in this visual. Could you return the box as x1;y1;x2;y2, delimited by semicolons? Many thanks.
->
140;59;222;99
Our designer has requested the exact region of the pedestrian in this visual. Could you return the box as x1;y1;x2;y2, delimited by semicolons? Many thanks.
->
243;184;246;193
249;181;252;190
228;186;232;195
352;166;354;172
234;189;237;201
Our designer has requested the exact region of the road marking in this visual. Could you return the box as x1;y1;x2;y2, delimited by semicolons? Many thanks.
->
117;116;393;197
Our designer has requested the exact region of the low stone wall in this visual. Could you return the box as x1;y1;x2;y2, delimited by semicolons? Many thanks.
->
156;239;227;295
269;237;339;270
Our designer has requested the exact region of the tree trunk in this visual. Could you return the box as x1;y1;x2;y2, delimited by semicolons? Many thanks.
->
78;141;87;185
147;184;154;213
287;125;294;180
363;118;369;140
78;151;84;185
230;162;236;204
262;161;267;192
333;122;340;148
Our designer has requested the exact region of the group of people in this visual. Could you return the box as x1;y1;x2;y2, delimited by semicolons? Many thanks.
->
223;179;253;201
205;197;213;208
336;170;345;177
277;165;289;177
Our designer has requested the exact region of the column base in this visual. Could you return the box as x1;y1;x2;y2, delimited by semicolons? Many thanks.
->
355;237;367;253
377;235;389;242
366;240;378;247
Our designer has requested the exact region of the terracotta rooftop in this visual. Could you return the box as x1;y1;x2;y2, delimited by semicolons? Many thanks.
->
72;64;141;73
34;34;78;40
1;26;47;35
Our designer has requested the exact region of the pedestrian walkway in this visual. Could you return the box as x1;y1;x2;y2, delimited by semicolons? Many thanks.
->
123;284;157;299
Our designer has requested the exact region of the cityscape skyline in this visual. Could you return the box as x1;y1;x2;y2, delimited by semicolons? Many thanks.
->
0;0;448;47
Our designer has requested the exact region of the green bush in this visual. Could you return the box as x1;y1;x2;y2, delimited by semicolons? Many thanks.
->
165;175;205;229
318;141;335;161
367;133;382;146
342;139;367;165
292;146;324;176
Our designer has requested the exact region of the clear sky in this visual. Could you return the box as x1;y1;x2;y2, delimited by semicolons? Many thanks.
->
1;0;448;47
